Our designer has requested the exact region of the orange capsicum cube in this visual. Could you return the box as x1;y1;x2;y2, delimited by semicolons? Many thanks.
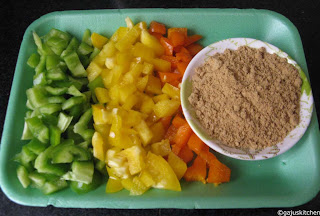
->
183;155;207;184
178;145;194;163
158;72;182;85
187;132;209;155
186;43;203;56
149;21;167;35
176;61;189;76
184;34;203;46
173;123;193;149
207;158;231;184
160;55;179;69
165;124;178;144
172;114;187;128
160;37;174;56
160;116;173;131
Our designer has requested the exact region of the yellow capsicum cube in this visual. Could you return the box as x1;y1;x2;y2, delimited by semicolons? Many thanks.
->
91;32;108;50
132;42;155;62
153;99;180;118
150;122;166;143
95;87;111;104
134;120;153;146
167;152;187;180
92;104;113;125
140;95;155;114
86;61;103;82
151;139;171;157
120;145;145;175
92;131;107;161
140;29;164;56
162;83;180;100
150;58;171;72
145;75;162;95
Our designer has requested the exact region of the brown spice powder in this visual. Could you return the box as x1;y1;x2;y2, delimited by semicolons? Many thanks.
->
188;46;302;150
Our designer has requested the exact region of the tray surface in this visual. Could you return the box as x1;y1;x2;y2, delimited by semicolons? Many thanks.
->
0;8;319;209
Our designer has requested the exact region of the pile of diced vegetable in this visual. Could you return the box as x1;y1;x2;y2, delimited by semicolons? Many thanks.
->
15;17;231;195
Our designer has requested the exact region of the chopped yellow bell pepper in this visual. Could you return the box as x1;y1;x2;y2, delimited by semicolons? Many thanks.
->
120;145;145;175
106;178;123;193
167;152;187;180
162;83;180;100
115;25;141;52
150;122;166;143
150;58;171;72
91;32;108;50
151;139;171;156
110;27;129;43
92;104;112;125
152;94;170;103
134;120;153;146
140;29;164;56
145;152;181;191
87;61;103;82
95;87;110;104
153;99;180;118
139;170;155;187
92;131;107;161
140;95;154;114
145;75;162;95
136;76;148;92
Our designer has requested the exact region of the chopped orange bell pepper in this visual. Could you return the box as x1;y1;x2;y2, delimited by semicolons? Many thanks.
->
168;28;188;40
207;159;231;184
178;145;194;163
150;32;162;41
149;21;166;35
184;35;203;46
160;37;174;56
183;155;206;184
176;52;192;63
160;116;173;131
199;150;217;165
172;114;187;128
171;144;181;155
160;55;179;69
186;43;203;56
187;132;208;155
173;46;189;54
165;124;178;143
176;61;189;75
173;123;193;149
158;72;182;85
169;31;185;47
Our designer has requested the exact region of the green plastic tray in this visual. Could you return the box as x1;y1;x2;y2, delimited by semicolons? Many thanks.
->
1;8;319;209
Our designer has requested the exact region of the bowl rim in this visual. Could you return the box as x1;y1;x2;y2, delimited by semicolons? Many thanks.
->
181;37;314;161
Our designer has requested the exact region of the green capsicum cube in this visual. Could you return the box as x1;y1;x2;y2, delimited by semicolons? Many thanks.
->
17;165;31;188
26;86;48;109
27;53;40;68
39;103;61;115
34;146;68;176
57;112;73;133
70;170;102;194
61;161;94;184
47;67;67;81
41;179;68;195
26;138;48;155
26;116;49;144
63;51;87;78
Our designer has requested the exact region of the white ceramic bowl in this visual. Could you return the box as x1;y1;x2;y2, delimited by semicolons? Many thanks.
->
181;38;314;160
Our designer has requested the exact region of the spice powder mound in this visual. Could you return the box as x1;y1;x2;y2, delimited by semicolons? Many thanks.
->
188;46;302;150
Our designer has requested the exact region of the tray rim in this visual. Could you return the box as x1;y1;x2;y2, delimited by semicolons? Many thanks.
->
1;8;319;209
